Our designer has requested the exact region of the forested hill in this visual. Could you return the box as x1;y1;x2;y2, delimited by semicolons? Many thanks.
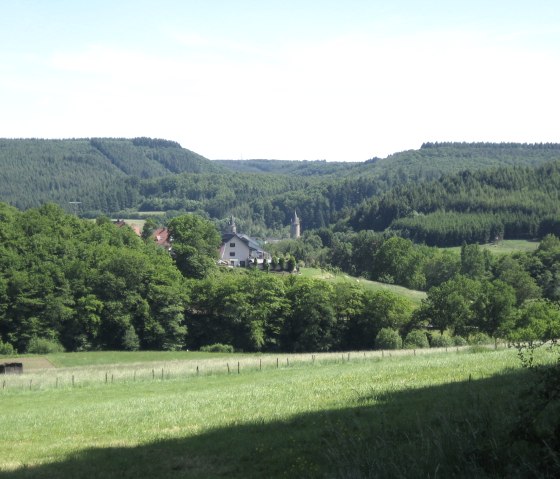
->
217;142;560;181
2;139;560;237
0;138;224;209
349;160;560;246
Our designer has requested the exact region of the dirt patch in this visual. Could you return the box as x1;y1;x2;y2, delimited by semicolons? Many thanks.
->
9;357;56;370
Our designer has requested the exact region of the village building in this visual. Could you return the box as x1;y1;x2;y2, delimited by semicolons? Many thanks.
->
219;216;271;267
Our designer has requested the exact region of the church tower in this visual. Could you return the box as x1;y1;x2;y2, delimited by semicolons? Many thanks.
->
229;215;237;234
290;211;301;239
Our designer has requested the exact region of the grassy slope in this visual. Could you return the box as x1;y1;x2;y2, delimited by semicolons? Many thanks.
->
443;239;540;255
300;267;427;305
1;348;550;478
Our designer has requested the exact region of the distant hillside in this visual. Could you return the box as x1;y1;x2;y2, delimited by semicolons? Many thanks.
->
216;142;560;182
215;159;359;176
0;138;225;210
3;140;560;238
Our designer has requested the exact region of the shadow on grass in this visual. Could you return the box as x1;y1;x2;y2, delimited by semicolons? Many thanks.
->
0;367;554;479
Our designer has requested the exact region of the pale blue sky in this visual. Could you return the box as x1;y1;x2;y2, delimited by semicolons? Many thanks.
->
1;1;559;161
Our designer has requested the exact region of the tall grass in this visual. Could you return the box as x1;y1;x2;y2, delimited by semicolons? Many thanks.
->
0;348;556;478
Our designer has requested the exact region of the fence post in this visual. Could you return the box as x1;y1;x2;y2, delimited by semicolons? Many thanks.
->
29;379;32;390
237;362;240;374
259;359;262;371
161;368;164;380
286;357;289;367
276;358;279;369
196;365;199;375
111;374;114;384
227;363;230;374
152;369;155;380
133;371;136;381
105;372;108;384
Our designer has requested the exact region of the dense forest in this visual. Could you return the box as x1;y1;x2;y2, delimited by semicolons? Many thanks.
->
1;204;559;356
2;139;560;243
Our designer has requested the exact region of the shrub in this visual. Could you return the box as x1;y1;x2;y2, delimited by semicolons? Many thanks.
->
468;332;493;345
375;328;402;350
26;337;65;354
0;340;15;356
122;326;140;351
430;332;455;348
200;343;234;353
453;336;467;346
404;330;429;349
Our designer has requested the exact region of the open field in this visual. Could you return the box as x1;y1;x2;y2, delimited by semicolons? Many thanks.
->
443;239;540;255
0;347;555;478
301;267;427;305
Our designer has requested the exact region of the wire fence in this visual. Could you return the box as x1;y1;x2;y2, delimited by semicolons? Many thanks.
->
0;344;510;393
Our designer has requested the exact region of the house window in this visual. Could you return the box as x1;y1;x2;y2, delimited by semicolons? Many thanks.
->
230;242;235;247
229;252;235;257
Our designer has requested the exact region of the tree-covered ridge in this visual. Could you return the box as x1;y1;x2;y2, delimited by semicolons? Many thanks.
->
215;159;360;176
349;160;560;246
0;138;225;210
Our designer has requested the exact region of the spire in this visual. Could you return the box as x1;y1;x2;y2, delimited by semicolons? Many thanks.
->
290;211;301;239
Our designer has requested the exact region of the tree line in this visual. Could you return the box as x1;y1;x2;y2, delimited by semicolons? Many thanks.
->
1;204;559;355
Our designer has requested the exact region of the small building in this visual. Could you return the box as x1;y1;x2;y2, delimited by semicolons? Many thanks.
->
152;227;171;250
219;216;271;267
0;362;23;374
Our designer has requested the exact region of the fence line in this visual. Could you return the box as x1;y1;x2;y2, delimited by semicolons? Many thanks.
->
0;343;511;393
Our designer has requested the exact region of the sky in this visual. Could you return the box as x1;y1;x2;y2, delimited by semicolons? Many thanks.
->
1;0;559;162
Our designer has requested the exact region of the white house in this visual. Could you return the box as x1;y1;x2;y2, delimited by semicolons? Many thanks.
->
219;217;271;267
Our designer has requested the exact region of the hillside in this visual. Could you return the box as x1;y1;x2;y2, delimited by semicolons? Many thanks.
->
0;138;224;210
2;140;560;238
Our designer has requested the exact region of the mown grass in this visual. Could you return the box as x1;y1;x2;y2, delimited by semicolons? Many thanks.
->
0;347;555;478
300;267;427;305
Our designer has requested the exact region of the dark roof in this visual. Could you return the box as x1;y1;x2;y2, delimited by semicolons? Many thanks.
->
221;232;265;253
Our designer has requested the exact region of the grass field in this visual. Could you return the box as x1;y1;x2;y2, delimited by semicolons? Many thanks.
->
301;268;427;305
0;347;556;478
443;239;540;255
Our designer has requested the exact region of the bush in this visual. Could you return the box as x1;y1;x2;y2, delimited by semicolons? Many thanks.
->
468;332;493;345
200;343;234;353
404;330;429;349
0;340;15;356
375;328;402;350
430;332;455;348
453;336;467;346
26;337;65;354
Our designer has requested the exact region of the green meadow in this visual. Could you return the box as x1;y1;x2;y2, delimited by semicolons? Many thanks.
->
0;347;555;478
443;239;540;255
301;267;427;305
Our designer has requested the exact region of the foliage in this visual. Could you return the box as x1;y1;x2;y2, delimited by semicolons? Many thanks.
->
199;343;235;353
0;339;15;355
375;328;402;350
167;214;221;279
26;337;65;354
404;330;430;349
429;332;455;348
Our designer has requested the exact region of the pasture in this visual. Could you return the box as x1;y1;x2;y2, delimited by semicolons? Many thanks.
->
0;347;554;478
301;268;427;305
443;239;540;255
